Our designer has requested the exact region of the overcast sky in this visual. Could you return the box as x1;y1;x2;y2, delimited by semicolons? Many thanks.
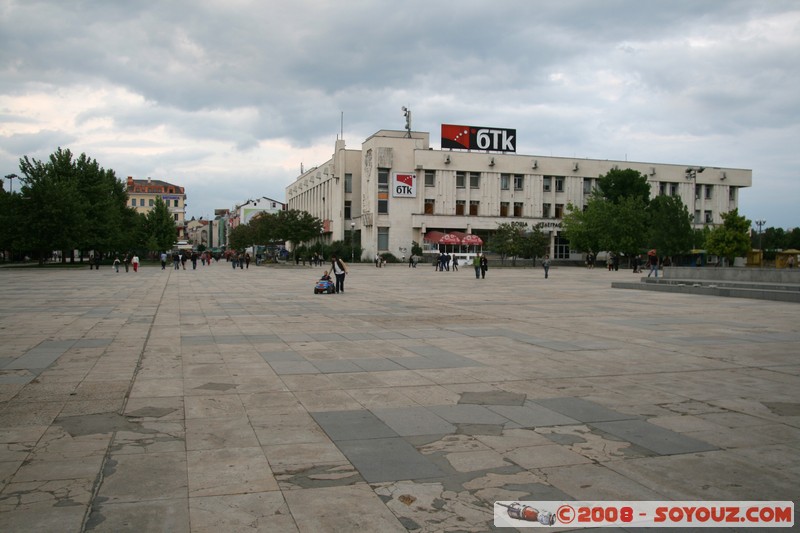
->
2;0;798;228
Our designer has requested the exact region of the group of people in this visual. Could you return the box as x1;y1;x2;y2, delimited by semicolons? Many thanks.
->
434;252;458;272
95;253;139;273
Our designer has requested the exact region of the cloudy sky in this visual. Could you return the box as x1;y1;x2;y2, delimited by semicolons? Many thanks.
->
2;0;798;228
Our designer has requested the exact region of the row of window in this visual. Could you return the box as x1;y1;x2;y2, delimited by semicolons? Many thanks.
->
130;198;181;207
424;171;571;192
422;199;565;218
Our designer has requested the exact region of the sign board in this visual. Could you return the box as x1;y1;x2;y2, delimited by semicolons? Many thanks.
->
392;172;416;198
441;124;517;152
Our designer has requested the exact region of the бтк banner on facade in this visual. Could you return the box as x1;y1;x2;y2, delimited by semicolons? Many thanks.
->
392;172;416;198
441;124;517;152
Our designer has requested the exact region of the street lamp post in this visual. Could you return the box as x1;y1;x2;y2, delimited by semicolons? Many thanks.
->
755;219;766;250
350;222;355;262
4;173;19;193
685;167;705;228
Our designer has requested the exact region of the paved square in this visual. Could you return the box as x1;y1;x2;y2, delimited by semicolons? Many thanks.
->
0;263;798;531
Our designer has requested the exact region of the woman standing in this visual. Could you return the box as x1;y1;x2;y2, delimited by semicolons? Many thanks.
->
330;254;349;293
479;254;488;279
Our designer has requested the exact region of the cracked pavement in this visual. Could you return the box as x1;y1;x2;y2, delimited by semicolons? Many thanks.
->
0;263;798;531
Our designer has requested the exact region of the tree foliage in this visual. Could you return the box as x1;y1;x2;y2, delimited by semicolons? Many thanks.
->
562;168;696;263
7;147;178;262
490;222;547;266
647;195;693;258
706;209;751;265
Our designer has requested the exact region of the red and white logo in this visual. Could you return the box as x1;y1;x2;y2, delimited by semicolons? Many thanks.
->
393;172;416;198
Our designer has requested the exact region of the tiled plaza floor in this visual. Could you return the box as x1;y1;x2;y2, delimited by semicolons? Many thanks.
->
0;261;798;531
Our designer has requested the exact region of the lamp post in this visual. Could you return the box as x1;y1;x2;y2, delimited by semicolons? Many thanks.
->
350;222;355;262
755;219;766;250
4;173;19;193
685;167;705;228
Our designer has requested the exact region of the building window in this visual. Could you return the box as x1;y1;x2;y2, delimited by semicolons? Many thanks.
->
344;200;351;219
469;200;479;216
705;185;713;199
543;177;552;192
704;210;713;223
694;210;701;224
695;184;701;200
424;198;435;214
456;171;466;188
425;170;435;187
174;214;178;221
514;174;524;191
378;168;389;214
729;187;736;201
555;204;564;218
377;227;389;251
131;199;136;207
555;178;564;192
500;174;510;190
344;173;353;193
659;183;666;196
456;200;466;216
583;178;593;194
139;199;145;206
174;200;179;207
469;172;481;189
149;199;154;207
670;183;678;196
542;203;551;218
514;202;523;217
500;202;509;217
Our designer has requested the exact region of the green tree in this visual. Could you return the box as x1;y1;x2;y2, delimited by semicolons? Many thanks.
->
787;227;800;249
706;209;751;266
274;210;323;261
520;225;549;265
596;195;649;259
647;195;693;259
144;197;178;252
490;222;528;265
228;223;254;251
18;149;88;264
411;241;423;258
597;168;651;204
562;200;603;255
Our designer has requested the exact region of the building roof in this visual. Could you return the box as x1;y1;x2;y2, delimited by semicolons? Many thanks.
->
126;176;185;194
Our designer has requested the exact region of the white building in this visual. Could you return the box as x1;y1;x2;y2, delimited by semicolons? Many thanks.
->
285;127;752;261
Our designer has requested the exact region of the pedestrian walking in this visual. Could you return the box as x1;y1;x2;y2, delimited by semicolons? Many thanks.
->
113;256;121;273
472;255;481;279
452;256;459;272
480;254;488;279
542;255;551;279
132;254;140;272
123;254;130;272
160;251;167;270
647;250;658;278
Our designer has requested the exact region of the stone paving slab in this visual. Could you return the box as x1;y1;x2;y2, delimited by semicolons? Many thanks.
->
0;264;798;532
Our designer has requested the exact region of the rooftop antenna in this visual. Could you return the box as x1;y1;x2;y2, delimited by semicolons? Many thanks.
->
402;106;411;138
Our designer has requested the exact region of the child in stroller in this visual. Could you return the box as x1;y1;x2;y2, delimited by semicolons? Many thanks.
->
314;271;336;294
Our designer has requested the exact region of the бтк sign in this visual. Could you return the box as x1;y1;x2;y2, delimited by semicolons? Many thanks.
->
441;124;516;153
393;172;416;198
